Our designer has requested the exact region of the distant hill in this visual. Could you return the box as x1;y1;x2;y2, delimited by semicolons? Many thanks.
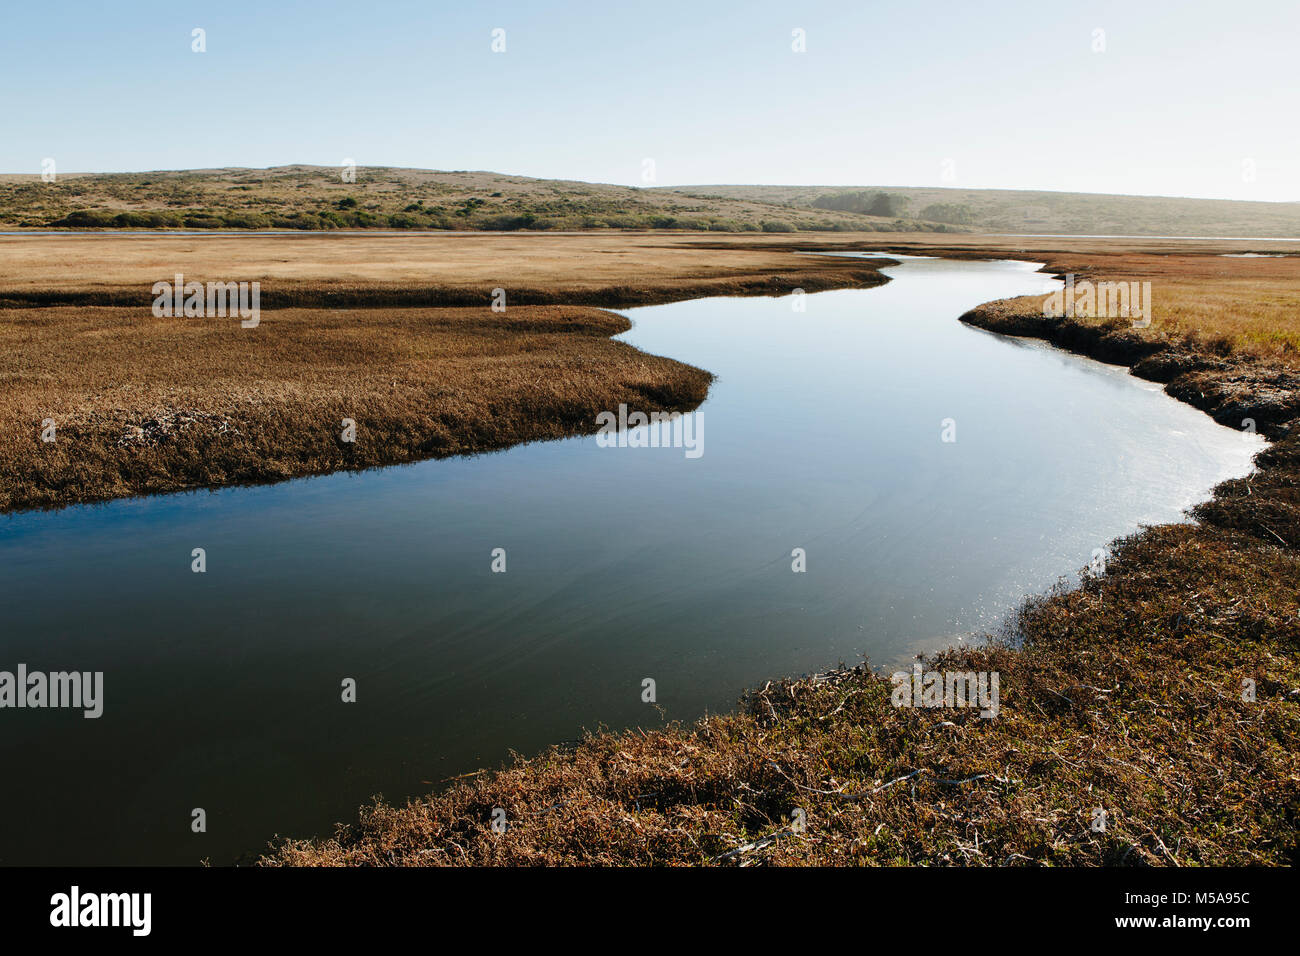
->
656;184;1300;238
0;166;954;234
3;166;1295;236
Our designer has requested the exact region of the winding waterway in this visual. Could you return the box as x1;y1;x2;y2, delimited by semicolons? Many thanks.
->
0;255;1262;864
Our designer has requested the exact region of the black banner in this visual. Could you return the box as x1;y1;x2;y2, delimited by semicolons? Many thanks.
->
0;865;1280;942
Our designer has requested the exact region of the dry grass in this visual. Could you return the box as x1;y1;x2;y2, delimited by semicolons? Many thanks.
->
0;304;712;512
983;252;1300;367
811;237;1300;369
0;233;887;307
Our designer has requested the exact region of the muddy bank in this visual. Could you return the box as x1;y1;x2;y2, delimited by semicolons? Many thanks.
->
959;299;1300;438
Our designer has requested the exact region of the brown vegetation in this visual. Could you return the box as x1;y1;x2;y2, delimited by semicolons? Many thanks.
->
955;248;1300;368
0;233;889;307
0;303;714;512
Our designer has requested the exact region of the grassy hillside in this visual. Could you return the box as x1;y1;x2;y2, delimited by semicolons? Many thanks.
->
660;185;1300;238
0;166;954;234
8;166;1296;236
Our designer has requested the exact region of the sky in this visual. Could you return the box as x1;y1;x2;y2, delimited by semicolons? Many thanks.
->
2;0;1296;201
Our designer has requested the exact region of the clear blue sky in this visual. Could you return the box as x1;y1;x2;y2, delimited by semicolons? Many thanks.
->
3;0;1296;201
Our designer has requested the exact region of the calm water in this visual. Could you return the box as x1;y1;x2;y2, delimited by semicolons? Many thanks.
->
0;256;1261;865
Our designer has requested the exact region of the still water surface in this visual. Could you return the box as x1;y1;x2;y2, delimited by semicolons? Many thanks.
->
0;256;1261;864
